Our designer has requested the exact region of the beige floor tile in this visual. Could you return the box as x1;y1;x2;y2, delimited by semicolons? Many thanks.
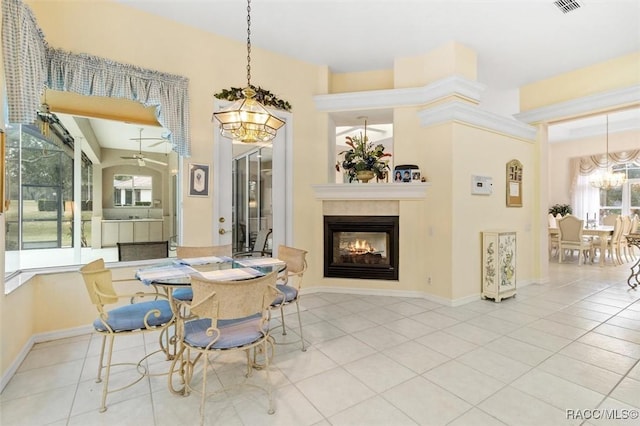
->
423;360;506;405
343;352;416;393
538;354;622;394
329;395;418;426
382;376;471;426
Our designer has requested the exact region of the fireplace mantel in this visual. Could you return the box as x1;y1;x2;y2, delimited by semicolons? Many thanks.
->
312;183;430;200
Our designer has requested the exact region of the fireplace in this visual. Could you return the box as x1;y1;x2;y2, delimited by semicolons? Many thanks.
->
324;215;399;280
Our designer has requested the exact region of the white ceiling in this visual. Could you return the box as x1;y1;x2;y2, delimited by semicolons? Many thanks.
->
60;0;640;152
115;0;639;91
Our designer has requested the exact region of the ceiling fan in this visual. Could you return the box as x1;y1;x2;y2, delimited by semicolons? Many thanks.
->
121;128;168;166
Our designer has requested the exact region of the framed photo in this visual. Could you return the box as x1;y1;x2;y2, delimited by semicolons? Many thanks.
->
393;169;413;183
411;169;422;183
189;163;210;197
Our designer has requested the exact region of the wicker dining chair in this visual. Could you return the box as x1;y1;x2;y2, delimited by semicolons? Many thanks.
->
79;258;174;412
270;245;308;351
175;270;279;425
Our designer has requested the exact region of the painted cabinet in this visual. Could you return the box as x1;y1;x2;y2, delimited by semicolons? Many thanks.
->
482;230;516;302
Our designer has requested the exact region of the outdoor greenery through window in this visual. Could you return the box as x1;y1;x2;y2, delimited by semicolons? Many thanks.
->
599;162;640;218
4;121;93;275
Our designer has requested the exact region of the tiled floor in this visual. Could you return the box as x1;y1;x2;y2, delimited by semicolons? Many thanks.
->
2;261;640;425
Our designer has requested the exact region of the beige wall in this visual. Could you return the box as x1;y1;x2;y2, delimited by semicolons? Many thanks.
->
520;52;640;113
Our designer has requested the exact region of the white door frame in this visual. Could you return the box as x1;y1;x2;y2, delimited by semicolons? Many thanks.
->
212;103;293;253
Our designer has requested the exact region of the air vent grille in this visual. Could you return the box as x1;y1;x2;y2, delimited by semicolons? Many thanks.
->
554;0;583;14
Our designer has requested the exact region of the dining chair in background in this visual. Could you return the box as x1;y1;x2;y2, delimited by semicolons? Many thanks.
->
627;214;639;260
271;245;309;352
79;258;174;412
173;244;233;302
175;270;279;425
557;215;593;265
602;214;620;227
592;216;623;265
234;228;273;257
620;215;633;263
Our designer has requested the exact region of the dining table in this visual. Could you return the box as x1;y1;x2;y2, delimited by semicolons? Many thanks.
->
549;225;614;266
134;255;287;395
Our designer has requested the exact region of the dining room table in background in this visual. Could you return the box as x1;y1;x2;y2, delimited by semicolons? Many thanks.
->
549;225;614;266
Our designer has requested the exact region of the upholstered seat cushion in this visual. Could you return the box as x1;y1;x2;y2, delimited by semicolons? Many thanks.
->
172;287;193;301
94;300;173;332
271;284;298;306
183;314;267;350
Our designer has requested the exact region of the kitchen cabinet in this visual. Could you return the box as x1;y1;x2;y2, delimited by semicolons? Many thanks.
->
101;219;164;247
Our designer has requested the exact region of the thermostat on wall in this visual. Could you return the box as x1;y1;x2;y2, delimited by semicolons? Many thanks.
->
471;175;493;195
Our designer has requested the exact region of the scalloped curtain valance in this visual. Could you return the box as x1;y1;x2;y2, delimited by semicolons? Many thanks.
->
577;150;640;175
1;0;191;156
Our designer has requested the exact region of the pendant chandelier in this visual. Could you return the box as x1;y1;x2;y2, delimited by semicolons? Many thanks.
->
212;0;284;143
590;115;626;190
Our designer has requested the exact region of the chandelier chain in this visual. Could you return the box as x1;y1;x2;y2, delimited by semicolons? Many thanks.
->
246;0;252;87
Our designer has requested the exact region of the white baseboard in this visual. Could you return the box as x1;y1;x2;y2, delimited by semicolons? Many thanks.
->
1;325;93;394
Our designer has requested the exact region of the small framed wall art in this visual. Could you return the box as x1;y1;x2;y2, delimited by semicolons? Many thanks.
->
506;159;523;207
189;163;210;197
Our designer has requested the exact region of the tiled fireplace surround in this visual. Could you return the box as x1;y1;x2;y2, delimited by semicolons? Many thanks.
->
313;183;430;295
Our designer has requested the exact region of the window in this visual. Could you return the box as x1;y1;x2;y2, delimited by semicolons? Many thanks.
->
598;162;640;218
4;117;93;275
113;175;152;207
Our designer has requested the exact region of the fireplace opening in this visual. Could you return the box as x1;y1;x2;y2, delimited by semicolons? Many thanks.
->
324;215;399;280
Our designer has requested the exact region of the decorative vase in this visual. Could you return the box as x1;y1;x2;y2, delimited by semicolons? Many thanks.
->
356;170;375;183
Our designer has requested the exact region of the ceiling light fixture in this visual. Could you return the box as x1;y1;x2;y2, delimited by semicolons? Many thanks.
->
590;115;626;190
212;0;285;143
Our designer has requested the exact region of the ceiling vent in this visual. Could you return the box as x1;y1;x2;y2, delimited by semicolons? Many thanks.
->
554;0;583;14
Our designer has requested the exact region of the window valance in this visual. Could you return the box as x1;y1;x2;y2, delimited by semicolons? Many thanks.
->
577;150;640;175
2;0;191;156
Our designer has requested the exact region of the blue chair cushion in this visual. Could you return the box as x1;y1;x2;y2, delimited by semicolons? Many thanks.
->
172;287;193;301
271;284;298;306
94;300;173;332
183;313;267;350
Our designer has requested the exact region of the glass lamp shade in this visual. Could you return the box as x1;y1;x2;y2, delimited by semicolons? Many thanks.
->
213;88;285;143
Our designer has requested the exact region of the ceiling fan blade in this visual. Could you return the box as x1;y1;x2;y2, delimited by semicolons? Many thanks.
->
149;140;170;147
120;156;137;160
144;158;168;166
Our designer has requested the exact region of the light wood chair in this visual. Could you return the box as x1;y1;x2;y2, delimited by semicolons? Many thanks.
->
593;216;623;265
602;214;619;226
79;258;174;412
270;245;308;351
173;271;279;425
557;215;593;265
620;215;633;263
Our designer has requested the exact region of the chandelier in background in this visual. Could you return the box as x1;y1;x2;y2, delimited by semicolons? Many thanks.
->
212;0;285;143
590;115;626;190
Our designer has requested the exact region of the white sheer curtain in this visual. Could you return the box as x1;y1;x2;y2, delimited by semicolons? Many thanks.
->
570;158;600;223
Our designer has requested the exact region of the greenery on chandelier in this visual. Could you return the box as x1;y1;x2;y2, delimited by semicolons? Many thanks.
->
214;85;292;112
337;133;391;182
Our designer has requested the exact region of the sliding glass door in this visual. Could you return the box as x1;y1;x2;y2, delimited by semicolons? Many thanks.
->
232;147;273;253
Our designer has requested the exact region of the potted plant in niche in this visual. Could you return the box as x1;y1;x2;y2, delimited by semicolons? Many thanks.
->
548;203;573;216
337;125;391;183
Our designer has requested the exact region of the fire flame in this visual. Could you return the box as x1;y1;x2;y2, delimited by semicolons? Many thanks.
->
348;239;374;254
